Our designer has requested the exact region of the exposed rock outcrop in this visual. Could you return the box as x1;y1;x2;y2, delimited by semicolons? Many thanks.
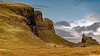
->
34;11;55;33
7;7;55;36
82;34;99;45
5;6;55;36
74;34;99;47
0;2;35;32
7;7;35;31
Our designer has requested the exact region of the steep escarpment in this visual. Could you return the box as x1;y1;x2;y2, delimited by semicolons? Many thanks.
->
34;11;55;33
5;4;55;36
0;1;76;47
6;5;35;32
0;1;34;31
34;11;75;46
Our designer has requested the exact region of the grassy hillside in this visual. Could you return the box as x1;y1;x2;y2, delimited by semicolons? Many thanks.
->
0;1;31;8
0;19;44;48
38;30;75;47
0;1;44;49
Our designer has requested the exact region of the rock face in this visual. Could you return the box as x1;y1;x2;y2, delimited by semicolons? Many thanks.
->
7;6;55;36
82;34;99;45
7;7;35;31
34;11;55;33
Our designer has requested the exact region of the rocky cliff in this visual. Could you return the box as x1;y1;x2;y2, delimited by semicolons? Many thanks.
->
34;11;55;33
82;34;99;45
33;11;74;46
7;5;55;36
0;1;75;47
73;34;99;47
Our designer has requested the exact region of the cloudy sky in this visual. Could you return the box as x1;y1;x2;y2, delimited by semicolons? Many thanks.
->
55;13;100;43
1;0;100;43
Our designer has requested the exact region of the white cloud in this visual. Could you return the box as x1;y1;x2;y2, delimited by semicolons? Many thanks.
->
93;27;100;35
84;13;100;21
71;19;95;27
54;25;71;29
55;13;100;43
70;13;100;27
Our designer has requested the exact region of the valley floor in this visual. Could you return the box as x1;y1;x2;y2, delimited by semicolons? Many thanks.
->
0;45;100;56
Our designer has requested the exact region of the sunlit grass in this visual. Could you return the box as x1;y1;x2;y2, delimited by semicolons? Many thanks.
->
0;45;100;56
38;30;75;47
0;1;31;8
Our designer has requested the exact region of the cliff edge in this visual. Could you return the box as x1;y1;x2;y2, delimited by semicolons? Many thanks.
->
0;1;75;47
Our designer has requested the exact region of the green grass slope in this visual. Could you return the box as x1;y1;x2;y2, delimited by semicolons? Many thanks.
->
0;19;44;49
38;30;75;47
